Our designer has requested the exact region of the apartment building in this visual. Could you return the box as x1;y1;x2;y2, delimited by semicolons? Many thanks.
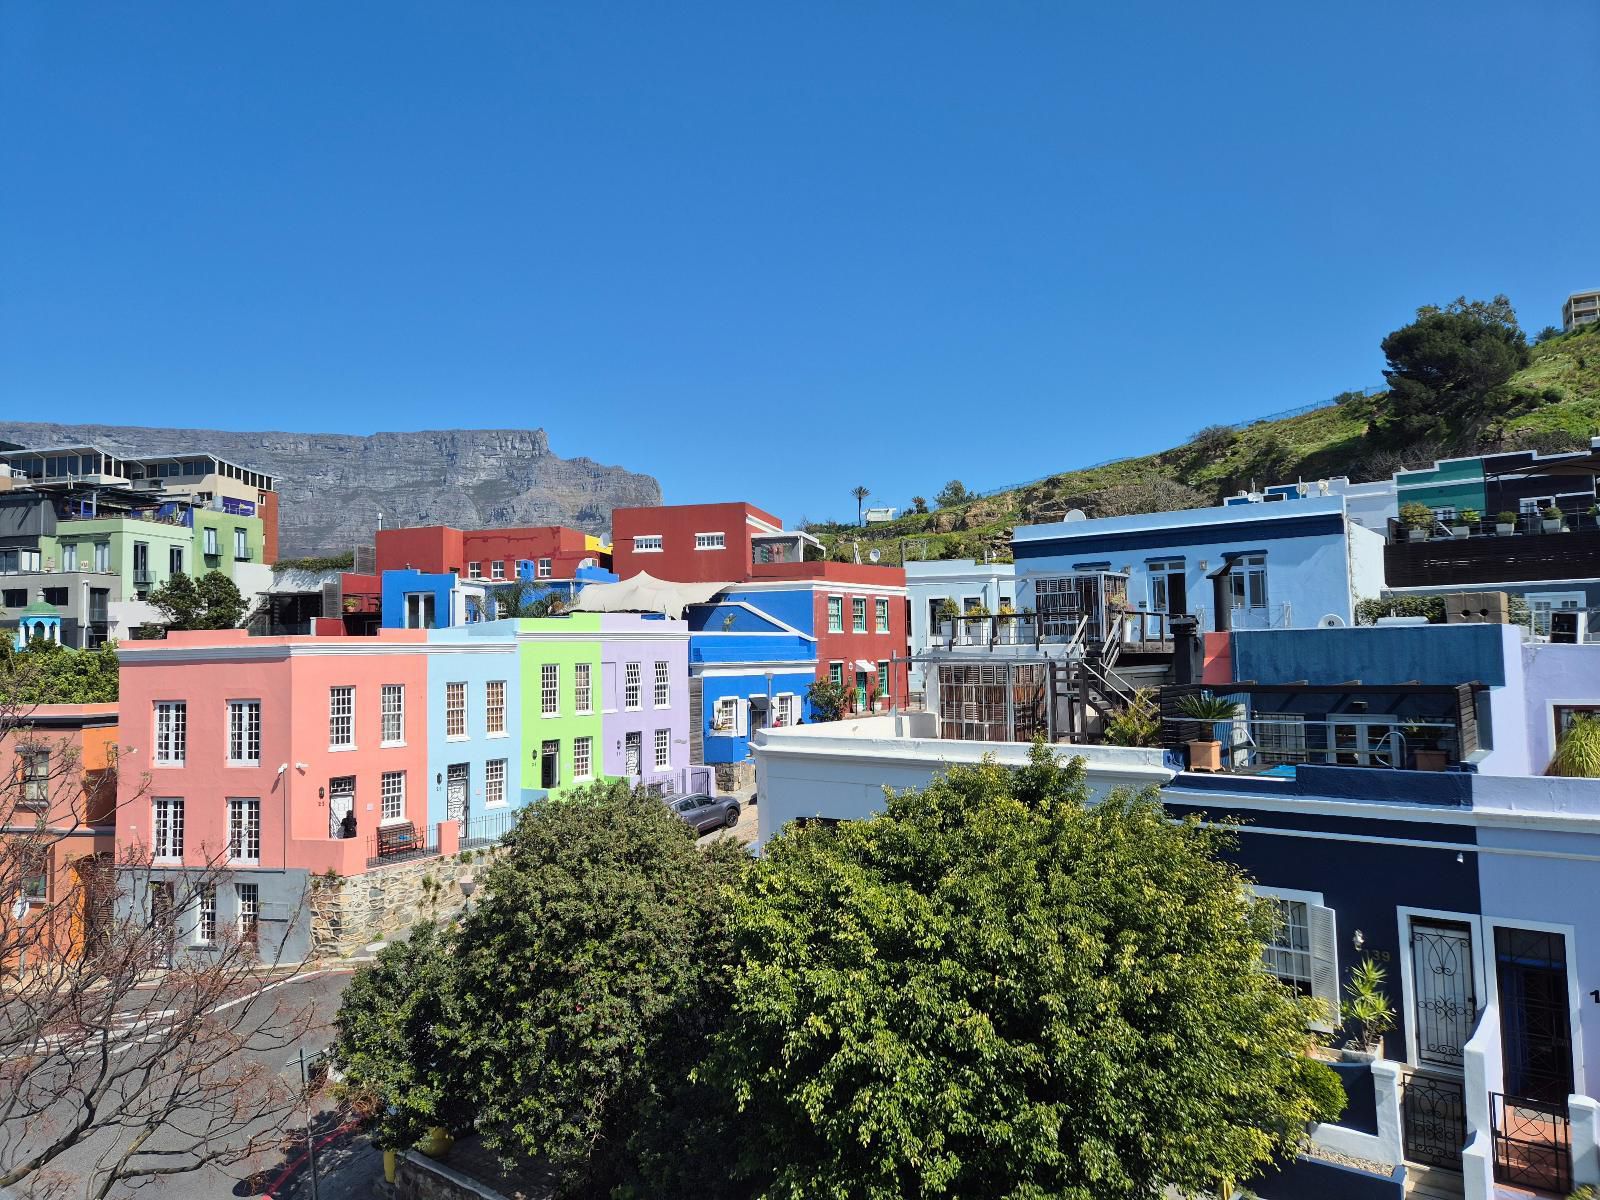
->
1564;289;1600;332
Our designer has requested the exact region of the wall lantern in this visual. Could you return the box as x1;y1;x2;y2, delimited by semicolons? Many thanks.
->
318;786;325;800
1352;929;1365;951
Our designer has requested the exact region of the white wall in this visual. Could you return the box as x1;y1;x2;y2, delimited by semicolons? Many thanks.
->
904;561;1016;696
1346;523;1386;612
752;714;1173;848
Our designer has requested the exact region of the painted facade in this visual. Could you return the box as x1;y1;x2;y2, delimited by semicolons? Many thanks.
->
596;614;693;790
374;524;608;583
380;569;492;629
686;596;815;765
1011;494;1385;633
515;614;605;800
424;623;523;830
611;501;816;583
904;559;1016;699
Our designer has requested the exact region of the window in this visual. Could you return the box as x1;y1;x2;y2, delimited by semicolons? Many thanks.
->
624;662;642;710
1528;592;1585;637
491;559;505;580
204;527;218;557
237;883;259;948
155;702;187;765
228;798;261;863
486;680;506;735
1148;558;1186;615
713;696;738;732
573;736;593;781
653;660;671;708
329;687;354;749
467;561;481;579
541;663;560;717
153;798;184;859
446;682;467;738
20;750;48;808
93;541;110;572
827;596;843;633
2;588;25;607
381;771;406;823
774;693;795;727
234;528;249;560
169;546;184;575
381;684;405;744
654;728;670;770
574;662;593;714
195;885;216;946
62;543;78;571
20;849;48;902
42;587;68;606
537;557;552;579
829;661;844;688
1555;705;1600;744
875;597;890;633
1227;554;1268;611
1254;712;1308;765
1263;898;1313;996
485;759;506;807
632;534;663;553
694;532;725;550
852;597;867;633
877;660;890;699
227;701;261;765
404;592;436;629
132;541;148;582
1255;888;1338;1031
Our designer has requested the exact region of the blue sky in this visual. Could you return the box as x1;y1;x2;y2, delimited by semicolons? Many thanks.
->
3;3;1597;527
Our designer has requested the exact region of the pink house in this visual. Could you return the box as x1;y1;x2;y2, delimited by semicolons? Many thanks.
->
116;630;430;961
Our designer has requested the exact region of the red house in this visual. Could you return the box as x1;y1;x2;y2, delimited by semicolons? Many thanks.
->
375;525;608;583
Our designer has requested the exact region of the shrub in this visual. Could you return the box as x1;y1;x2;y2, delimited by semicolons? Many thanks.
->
1400;502;1434;530
1354;595;1446;625
1104;688;1162;747
1497;511;1518;525
1551;716;1600;779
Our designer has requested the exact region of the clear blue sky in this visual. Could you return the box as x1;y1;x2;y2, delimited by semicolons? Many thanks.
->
3;3;1597;527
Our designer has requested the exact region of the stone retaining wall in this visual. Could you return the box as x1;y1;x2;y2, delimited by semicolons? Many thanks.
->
309;847;502;959
396;1153;511;1200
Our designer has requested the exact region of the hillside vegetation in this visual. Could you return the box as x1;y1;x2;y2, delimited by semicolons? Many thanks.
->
814;314;1600;565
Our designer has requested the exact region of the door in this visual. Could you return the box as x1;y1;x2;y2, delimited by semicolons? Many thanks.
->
446;763;469;823
149;882;175;968
1329;721;1400;768
855;671;869;713
624;732;641;777
328;776;356;838
1411;919;1477;1072
1495;927;1575;1103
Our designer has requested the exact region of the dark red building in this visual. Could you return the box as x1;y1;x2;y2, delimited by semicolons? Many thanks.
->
373;525;608;583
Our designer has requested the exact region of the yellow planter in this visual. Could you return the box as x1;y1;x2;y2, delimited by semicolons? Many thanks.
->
415;1126;454;1158
383;1149;398;1183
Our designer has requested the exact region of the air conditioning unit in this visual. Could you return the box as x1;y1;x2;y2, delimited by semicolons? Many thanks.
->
1550;610;1588;644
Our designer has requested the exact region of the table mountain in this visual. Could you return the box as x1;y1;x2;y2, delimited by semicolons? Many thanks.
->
0;422;661;558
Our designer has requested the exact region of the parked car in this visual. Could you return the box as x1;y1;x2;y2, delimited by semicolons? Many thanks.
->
665;792;741;834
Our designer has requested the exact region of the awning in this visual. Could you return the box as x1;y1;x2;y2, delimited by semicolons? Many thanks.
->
854;659;876;671
565;572;735;618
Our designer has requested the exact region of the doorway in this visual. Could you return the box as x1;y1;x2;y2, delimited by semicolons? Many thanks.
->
328;776;356;838
623;732;641;778
541;741;560;789
1495;927;1574;1103
446;763;469;823
149;882;175;968
1410;919;1477;1072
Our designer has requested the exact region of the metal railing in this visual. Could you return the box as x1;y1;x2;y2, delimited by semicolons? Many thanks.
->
364;822;440;869
1491;1092;1571;1193
1187;715;1459;771
1388;508;1600;544
461;809;520;848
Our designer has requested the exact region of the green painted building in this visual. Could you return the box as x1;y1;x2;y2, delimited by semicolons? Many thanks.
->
516;615;605;799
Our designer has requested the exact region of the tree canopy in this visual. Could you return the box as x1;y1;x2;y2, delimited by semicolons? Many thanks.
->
935;479;970;508
0;639;120;705
705;746;1343;1199
1374;295;1530;443
145;570;247;630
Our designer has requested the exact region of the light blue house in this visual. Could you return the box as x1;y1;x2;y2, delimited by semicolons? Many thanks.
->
1010;494;1384;633
382;569;493;629
687;588;817;766
423;621;525;838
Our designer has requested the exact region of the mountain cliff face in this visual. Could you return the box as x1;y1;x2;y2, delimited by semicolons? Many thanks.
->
0;422;661;558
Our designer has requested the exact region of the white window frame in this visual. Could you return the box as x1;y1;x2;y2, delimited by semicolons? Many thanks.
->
712;695;738;733
852;596;867;633
237;882;259;946
194;884;216;947
541;663;560;718
154;701;187;766
203;527;218;557
654;728;670;770
632;534;663;553
536;557;552;579
572;735;593;781
773;692;796;727
234;527;249;560
486;680;507;736
624;662;642;711
381;771;407;824
485;759;507;807
1527;590;1586;637
227;700;261;766
653;660;670;708
227;797;260;864
828;661;844;688
329;686;355;750
467;561;481;579
1228;554;1269;611
491;559;505;580
62;542;78;572
694;532;725;550
1253;885;1338;1032
445;682;467;739
381;684;405;746
875;597;890;634
574;662;593;715
152;797;184;860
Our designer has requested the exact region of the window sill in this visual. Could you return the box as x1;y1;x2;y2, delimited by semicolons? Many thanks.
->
154;857;182;865
380;740;406;749
229;858;260;867
379;817;408;827
226;761;261;769
573;774;595;783
445;735;469;743
329;745;357;753
483;800;509;810
485;731;509;739
152;761;186;769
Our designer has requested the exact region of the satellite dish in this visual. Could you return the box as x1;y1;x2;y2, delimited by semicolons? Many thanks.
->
1246;491;1262;504
868;548;881;563
1317;613;1347;628
1064;508;1087;522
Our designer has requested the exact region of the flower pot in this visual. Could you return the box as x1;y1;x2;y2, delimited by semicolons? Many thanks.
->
1407;527;1430;541
1413;748;1448;772
383;1150;399;1183
1496;523;1515;535
1186;739;1223;772
416;1127;454;1159
1543;519;1562;533
1449;525;1469;538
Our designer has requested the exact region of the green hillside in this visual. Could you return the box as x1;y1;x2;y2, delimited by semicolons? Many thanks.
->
814;320;1600;565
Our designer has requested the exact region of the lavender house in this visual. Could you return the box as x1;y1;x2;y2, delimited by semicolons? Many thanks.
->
597;614;704;795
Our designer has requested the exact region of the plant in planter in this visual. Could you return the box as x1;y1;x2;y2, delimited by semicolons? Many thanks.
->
1399;501;1434;541
1590;503;1600;529
1496;510;1519;535
1175;692;1238;772
1340;957;1395;1055
1550;715;1600;778
1402;722;1448;772
1453;508;1479;538
1542;504;1564;533
1104;688;1162;747
935;597;960;633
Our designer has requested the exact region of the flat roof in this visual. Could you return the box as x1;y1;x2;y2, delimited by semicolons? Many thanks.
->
1012;494;1347;544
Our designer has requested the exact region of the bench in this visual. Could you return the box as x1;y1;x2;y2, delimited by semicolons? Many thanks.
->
375;822;419;859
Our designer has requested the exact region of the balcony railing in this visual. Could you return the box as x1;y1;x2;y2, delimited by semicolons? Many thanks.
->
930;611;1177;654
364;822;440;870
461;809;520;848
1385;521;1600;587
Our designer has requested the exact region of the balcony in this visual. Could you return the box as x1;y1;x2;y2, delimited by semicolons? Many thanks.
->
132;570;155;587
927;610;1176;656
1384;510;1600;588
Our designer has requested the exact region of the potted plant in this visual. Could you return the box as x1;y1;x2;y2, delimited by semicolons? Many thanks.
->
996;600;1019;644
1542;504;1564;533
962;603;990;644
1340;957;1395;1058
1496;510;1518;535
1402;722;1448;772
1590;502;1600;529
1550;715;1600;778
935;597;959;640
1453;508;1479;538
1399;502;1434;541
1175;692;1238;772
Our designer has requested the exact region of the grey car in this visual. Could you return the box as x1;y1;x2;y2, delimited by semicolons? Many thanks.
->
666;792;741;834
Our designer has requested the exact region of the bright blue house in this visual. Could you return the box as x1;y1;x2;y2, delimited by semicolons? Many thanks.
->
423;621;526;837
381;569;493;629
687;587;817;766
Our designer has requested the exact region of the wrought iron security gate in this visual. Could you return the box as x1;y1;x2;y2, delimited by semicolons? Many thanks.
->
1410;920;1476;1071
1491;1092;1572;1192
1401;1069;1466;1170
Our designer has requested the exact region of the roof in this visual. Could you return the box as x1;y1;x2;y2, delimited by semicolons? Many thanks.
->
1012;494;1348;544
19;600;60;617
567;572;734;617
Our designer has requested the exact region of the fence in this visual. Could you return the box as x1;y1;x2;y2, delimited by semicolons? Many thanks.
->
461;809;521;849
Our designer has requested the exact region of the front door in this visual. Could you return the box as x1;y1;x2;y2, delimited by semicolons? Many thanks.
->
1495;927;1575;1103
1330;721;1400;768
624;732;641;777
446;763;469;823
541;740;560;789
149;882;175;968
328;776;356;838
1411;919;1477;1072
855;671;869;713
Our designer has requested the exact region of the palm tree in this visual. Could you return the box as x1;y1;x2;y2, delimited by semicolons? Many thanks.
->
494;582;569;619
851;485;870;526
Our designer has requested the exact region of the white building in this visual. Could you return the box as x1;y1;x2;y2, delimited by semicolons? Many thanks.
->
1564;289;1600;333
904;559;1016;701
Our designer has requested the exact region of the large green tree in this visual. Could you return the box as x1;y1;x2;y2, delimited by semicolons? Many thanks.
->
145;570;247;630
0;639;120;704
705;746;1343;1199
1374;295;1530;443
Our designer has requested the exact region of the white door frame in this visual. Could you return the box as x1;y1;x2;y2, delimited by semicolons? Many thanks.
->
1478;915;1585;1098
1396;905;1488;1071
